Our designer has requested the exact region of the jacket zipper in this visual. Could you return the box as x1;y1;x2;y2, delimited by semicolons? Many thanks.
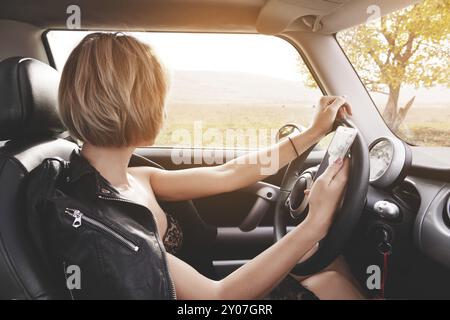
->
97;195;177;299
65;208;139;252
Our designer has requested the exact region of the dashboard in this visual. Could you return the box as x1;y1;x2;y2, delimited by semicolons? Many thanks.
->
276;124;450;298
351;135;450;298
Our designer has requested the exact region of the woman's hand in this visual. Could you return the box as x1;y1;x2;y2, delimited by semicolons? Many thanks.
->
309;96;352;139
304;157;350;237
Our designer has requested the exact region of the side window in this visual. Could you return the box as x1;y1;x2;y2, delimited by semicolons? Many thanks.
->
337;0;450;146
47;31;322;149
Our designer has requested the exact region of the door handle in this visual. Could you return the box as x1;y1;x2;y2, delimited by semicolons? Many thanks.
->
238;181;280;232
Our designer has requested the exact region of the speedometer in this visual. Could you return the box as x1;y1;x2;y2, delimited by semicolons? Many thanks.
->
369;139;394;182
369;137;411;188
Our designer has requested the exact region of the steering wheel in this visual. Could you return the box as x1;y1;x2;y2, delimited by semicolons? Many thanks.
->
274;120;369;276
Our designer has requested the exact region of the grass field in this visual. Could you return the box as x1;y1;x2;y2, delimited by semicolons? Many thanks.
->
397;106;450;146
154;102;450;148
155;103;313;149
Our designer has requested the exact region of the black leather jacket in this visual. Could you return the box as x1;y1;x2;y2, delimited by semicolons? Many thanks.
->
25;149;176;300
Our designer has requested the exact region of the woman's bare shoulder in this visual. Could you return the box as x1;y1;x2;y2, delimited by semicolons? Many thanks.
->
127;166;163;180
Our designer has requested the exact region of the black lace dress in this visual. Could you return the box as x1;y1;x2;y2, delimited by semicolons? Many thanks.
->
162;212;318;300
163;213;184;255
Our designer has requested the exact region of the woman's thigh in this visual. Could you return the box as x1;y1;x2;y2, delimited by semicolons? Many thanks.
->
300;270;365;300
292;256;366;300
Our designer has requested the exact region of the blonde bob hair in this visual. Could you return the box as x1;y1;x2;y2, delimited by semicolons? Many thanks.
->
58;32;168;147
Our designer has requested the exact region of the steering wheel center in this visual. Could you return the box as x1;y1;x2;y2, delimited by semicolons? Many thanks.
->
286;168;317;219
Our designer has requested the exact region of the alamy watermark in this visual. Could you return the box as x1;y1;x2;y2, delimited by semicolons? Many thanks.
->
66;4;81;29
366;5;382;26
366;264;382;290
169;121;280;175
65;264;81;290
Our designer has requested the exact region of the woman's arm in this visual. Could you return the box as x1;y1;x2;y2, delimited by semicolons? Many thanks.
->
168;219;319;300
168;158;350;299
150;96;351;201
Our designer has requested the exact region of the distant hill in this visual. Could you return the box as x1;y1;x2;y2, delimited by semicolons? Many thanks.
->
166;70;321;105
166;70;450;108
371;87;450;107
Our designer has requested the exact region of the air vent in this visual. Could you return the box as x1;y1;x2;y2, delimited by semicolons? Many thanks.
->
392;180;420;212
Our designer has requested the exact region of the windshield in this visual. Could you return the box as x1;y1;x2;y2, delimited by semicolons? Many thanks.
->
47;31;322;149
337;0;450;146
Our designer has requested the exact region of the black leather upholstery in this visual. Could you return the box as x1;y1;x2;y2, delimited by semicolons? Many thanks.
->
0;57;77;299
0;57;65;141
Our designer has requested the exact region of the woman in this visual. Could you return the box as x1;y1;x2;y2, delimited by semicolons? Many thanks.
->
57;32;364;300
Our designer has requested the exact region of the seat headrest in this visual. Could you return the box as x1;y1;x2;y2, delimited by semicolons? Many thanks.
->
0;57;65;140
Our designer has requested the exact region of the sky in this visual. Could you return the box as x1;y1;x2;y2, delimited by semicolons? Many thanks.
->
47;31;303;81
47;30;450;105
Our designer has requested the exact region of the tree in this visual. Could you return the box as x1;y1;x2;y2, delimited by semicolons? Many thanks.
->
337;0;450;132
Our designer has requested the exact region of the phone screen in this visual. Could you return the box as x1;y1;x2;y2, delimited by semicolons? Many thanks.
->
314;126;357;180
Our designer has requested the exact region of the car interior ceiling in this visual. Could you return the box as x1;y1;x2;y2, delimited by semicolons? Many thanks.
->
0;0;420;34
1;0;450;300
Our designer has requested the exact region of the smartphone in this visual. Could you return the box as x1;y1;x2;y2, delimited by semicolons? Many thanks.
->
314;126;357;180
